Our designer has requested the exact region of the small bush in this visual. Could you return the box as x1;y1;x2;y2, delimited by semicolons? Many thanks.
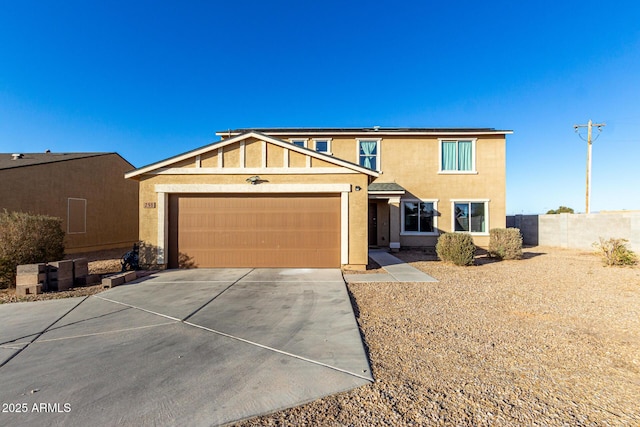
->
436;232;476;266
592;237;638;267
0;210;65;288
546;206;574;214
488;228;523;260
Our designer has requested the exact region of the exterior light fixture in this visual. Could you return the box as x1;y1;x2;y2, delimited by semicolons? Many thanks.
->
246;175;261;185
355;185;362;191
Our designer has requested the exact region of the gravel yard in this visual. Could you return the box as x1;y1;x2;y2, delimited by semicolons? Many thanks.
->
238;246;640;426
1;245;638;425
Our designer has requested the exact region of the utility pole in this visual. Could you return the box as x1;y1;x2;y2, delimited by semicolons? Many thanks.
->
573;119;605;214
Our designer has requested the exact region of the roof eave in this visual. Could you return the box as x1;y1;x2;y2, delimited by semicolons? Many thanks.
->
216;129;513;137
125;131;380;179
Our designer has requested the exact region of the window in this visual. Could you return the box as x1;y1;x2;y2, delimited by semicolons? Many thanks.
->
313;138;332;154
402;200;437;234
358;138;380;170
291;139;307;148
440;139;476;172
453;201;488;233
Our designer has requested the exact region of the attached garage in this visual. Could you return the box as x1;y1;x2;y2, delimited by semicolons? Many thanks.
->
126;131;378;270
168;194;341;268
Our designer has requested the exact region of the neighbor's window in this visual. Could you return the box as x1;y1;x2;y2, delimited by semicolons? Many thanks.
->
441;139;475;172
358;139;380;170
453;201;487;233
402;201;437;234
313;139;331;153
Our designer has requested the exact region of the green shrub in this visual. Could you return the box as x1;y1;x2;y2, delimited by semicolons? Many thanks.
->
592;237;638;267
488;228;523;260
546;206;574;214
0;210;65;288
436;232;476;266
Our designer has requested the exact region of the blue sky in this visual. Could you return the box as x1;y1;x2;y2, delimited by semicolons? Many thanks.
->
1;1;639;214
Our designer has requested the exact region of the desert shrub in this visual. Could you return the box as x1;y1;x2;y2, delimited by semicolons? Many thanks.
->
488;228;523;260
546;206;574;214
592;237;638;267
436;232;476;266
0;210;65;288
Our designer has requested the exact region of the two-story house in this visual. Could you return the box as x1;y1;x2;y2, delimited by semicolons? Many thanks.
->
125;127;512;270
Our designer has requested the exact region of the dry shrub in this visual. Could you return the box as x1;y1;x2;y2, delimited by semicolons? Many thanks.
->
593;237;638;267
436;232;476;266
0;210;65;288
488;228;523;260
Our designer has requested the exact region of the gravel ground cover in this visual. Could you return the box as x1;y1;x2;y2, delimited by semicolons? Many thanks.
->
1;245;638;425
238;246;640;426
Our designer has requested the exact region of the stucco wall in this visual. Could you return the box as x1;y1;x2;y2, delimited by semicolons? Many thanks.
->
139;141;369;269
508;213;640;252
0;154;139;253
269;133;507;248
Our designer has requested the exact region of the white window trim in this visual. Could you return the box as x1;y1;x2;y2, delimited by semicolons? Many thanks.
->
290;138;308;148
438;138;478;174
312;138;332;155
450;199;490;235
356;138;382;172
401;199;439;236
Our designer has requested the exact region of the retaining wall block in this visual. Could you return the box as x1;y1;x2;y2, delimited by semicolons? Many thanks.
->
16;263;46;274
56;278;74;292
15;273;47;286
16;284;43;296
123;271;137;282
73;258;89;278
48;260;73;280
102;275;126;288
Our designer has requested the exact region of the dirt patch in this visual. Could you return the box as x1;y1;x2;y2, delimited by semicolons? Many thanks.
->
238;246;640;426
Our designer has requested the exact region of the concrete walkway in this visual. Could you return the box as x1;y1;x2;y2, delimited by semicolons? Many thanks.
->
0;268;372;426
344;249;438;283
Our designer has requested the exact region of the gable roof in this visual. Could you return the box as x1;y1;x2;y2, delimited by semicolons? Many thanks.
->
0;152;130;171
216;127;513;137
125;131;380;179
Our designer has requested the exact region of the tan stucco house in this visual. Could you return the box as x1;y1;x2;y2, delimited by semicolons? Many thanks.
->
0;152;139;253
126;127;512;270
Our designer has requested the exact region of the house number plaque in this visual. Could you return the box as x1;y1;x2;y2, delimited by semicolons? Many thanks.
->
144;202;157;209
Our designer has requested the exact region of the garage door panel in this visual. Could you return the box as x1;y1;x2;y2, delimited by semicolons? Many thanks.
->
171;195;341;268
182;249;338;268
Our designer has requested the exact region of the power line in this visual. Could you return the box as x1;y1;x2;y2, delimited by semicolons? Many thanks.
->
573;119;605;214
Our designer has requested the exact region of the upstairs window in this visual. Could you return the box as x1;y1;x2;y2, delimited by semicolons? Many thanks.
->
358;139;380;170
440;139;476;172
291;139;307;148
313;138;332;154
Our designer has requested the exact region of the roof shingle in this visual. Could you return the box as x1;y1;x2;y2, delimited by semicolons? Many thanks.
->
0;153;115;171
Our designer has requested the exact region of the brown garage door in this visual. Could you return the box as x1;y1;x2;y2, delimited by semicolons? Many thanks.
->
168;194;341;268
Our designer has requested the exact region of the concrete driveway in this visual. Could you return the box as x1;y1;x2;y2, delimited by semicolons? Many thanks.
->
0;268;372;426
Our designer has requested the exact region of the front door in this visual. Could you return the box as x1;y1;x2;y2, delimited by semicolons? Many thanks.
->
368;202;378;246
